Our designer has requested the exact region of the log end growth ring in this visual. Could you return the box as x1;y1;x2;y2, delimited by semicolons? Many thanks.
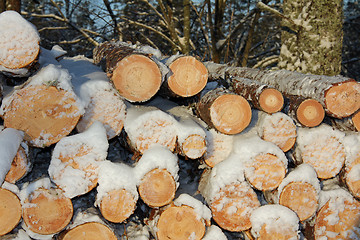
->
210;94;252;135
168;56;208;97
5;145;28;184
112;54;162;102
351;111;360;131
296;99;325;127
0;188;22;236
325;81;360;118
259;88;284;114
181;134;207;159
60;222;117;240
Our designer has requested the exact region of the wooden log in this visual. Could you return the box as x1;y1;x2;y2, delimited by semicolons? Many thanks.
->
230;77;284;114
196;88;252;135
199;154;260;232
202;225;228;240
48;122;108;198
249;204;300;240
147;194;211;240
124;105;178;154
0;128;23;185
0;229;31;240
0;64;84;147
295;124;346;179
0;187;21;236
60;56;127;140
95;160;138;223
342;134;360;199
277;164;320;222
125;222;150;240
93;41;166;102
20;178;73;236
314;187;360;239
0;11;40;76
233;135;288;191
330;111;360;132
287;95;325;127
134;146;179;208
162;55;208;97
58;208;117;240
5;142;30;184
205;62;360;119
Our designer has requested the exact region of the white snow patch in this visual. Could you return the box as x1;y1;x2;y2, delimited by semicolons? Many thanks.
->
173;193;212;221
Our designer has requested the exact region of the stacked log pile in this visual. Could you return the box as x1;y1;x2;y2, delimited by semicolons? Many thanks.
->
0;10;360;240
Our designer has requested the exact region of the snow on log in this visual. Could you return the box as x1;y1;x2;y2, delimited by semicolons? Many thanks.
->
93;41;167;102
58;208;117;240
0;187;21;236
60;56;127;140
230;77;284;114
252;110;297;152
124;105;178;154
125;222;150;240
48;122;108;198
249;204;300;240
161;55;208;97
0;128;23;185
20;178;73;237
0;64;84;147
295;124;346;179
5;142;30;184
287;96;325;128
0;11;40;76
314;187;360;239
198;154;260;231
202;225;228;240
205;62;360;119
277;164;320;222
342;134;360;199
146;194;211;240
233;135;288;191
0;229;31;240
134;146;179;208
196;87;252;135
95;161;138;223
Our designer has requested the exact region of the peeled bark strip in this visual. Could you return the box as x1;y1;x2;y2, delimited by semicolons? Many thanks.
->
20;178;73;236
93;41;164;102
196;88;252;135
5;143;30;184
205;62;360;118
0;11;40;75
96;161;138;223
287;96;325;127
295;124;346;179
124;105;178;154
147;194;211;240
277;164;320;222
231;77;284;114
314;188;360;240
0;64;84;147
249;204;300;240
163;55;208;97
0;188;21;236
60;56;127;140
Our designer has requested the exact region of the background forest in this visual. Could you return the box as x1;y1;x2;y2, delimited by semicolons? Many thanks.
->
1;0;359;80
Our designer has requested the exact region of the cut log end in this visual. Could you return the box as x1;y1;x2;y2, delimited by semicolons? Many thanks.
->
3;85;81;147
100;189;136;223
59;222;117;240
210;94;252;135
256;223;300;240
0;188;22;236
112;54;162;102
138;168;176;208
258;88;284;114
279;182;318;221
211;182;260;232
325;80;360;118
296;99;325;127
5;145;28;184
156;205;206;240
167;56;208;97
351;111;360;131
180;134;206;159
22;188;73;235
244;153;286;191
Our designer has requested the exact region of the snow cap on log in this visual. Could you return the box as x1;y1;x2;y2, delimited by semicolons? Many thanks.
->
202;225;227;240
48;122;108;198
173;194;212;222
0;11;40;76
0;128;24;185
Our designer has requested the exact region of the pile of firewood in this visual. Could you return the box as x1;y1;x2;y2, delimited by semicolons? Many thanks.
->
0;10;360;240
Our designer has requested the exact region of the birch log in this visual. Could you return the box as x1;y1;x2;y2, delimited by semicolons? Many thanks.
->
205;62;360;119
4;142;30;184
342;134;360;199
330;111;360;132
93;41;166;102
0;187;21;236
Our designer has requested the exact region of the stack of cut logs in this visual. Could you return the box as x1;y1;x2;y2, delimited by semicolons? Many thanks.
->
0;10;360;240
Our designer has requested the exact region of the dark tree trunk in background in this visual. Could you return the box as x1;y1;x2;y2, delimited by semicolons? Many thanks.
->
1;0;21;13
